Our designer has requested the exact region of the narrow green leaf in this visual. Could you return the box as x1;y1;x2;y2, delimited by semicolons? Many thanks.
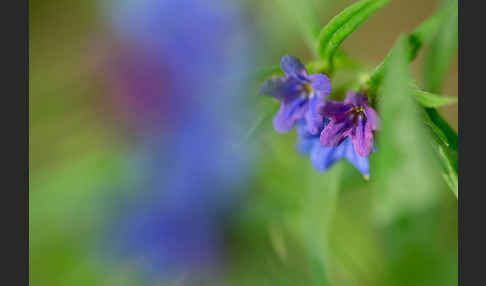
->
438;144;458;197
424;0;458;93
423;110;450;148
425;108;458;152
423;107;458;196
366;0;455;91
316;0;389;70
411;88;457;108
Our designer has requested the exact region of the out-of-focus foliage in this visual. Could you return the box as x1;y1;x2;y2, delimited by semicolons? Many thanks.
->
366;0;456;92
373;35;441;222
424;0;458;93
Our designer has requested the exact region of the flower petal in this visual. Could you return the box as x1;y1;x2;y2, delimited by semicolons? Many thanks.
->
310;143;345;172
319;118;354;146
305;95;325;135
342;138;370;176
309;74;332;98
344;90;368;106
258;77;301;102
280;55;308;80
273;97;307;133
296;123;318;154
318;101;351;118
350;116;374;157
365;105;380;130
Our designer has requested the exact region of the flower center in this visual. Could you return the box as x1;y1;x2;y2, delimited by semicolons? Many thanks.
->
348;106;366;122
302;82;313;97
351;106;364;114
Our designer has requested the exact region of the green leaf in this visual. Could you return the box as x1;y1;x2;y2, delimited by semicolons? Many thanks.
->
423;108;458;197
438;143;458;197
424;0;458;93
423;110;450;148
425;108;458;152
316;0;389;71
366;0;455;91
373;35;442;221
411;88;457;108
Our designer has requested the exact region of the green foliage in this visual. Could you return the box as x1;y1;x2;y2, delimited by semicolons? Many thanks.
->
358;0;458;196
366;0;456;92
424;0;458;93
424;108;458;197
30;151;133;286
410;85;457;108
316;0;389;72
373;35;441;222
421;0;458;196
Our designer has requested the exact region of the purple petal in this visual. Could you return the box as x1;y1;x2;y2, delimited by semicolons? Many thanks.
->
318;101;351;118
319;118;354;146
310;143;345;172
350;116;373;157
305;95;325;135
273;97;307;133
309;74;332;98
342;138;370;176
344;90;368;106
365;106;380;130
259;77;301;102
280;55;308;80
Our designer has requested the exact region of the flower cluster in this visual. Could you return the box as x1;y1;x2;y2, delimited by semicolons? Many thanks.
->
260;55;380;177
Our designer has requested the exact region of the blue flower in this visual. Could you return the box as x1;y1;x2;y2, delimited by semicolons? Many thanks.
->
297;120;370;177
259;55;332;135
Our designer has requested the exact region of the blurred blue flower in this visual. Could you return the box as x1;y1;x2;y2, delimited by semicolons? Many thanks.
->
259;55;331;134
102;0;255;283
297;120;370;177
105;0;250;130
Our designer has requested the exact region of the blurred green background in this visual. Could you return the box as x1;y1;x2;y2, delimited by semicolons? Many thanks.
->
30;0;457;285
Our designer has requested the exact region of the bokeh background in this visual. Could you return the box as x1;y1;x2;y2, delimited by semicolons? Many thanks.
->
30;0;457;285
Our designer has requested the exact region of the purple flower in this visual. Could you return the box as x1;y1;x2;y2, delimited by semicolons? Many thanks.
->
318;91;380;157
297;120;370;177
259;55;332;134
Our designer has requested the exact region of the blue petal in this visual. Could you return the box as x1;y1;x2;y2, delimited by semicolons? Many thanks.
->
309;74;332;96
273;96;307;133
310;142;345;173
280;55;308;80
296;122;319;154
259;77;302;102
305;94;325;135
343;138;370;176
297;135;316;155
